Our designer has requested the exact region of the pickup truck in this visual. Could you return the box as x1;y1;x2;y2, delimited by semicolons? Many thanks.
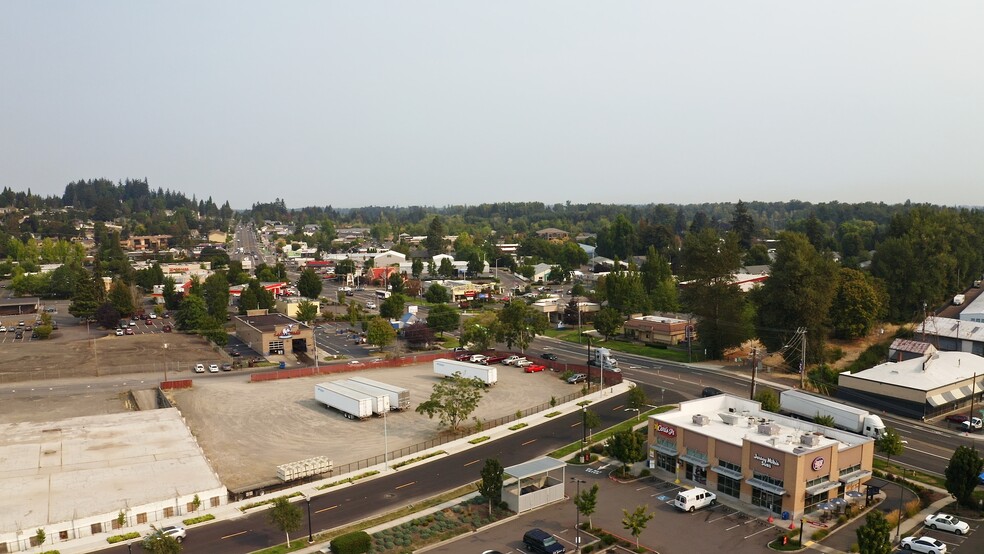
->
960;417;983;432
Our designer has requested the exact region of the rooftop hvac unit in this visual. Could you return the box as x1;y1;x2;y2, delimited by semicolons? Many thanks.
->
800;433;822;447
757;422;781;436
692;414;711;426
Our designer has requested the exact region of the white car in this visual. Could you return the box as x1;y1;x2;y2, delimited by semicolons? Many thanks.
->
114;328;124;336
208;364;219;373
366;302;376;310
924;513;969;535
0;326;6;333
901;535;947;554
515;359;533;368
469;354;488;363
194;363;205;373
502;355;522;365
150;313;157;319
160;525;186;542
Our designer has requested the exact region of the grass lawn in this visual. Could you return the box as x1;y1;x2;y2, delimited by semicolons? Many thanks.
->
543;327;698;364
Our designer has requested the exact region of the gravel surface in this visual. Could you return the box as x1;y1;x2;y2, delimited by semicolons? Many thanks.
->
169;362;580;490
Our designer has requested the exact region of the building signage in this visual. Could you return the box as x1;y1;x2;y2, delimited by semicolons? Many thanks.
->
811;456;825;471
656;423;676;438
753;453;781;469
279;325;294;339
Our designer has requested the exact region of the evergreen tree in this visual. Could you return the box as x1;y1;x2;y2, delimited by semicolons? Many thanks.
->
945;446;984;507
855;510;892;554
297;267;323;299
108;279;135;316
478;458;504;516
730;200;755;250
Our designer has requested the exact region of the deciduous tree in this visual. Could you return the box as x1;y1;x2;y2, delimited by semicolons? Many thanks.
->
478;458;504;516
593;308;623;340
366;317;396;349
496;300;548;352
621;505;653;549
945;445;984;507
425;303;460;337
607;430;645;476
855;510;892;554
268;496;302;549
575;483;600;528
875;428;905;469
416;373;488;431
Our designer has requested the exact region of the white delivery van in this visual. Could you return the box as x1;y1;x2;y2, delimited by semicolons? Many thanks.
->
674;487;716;512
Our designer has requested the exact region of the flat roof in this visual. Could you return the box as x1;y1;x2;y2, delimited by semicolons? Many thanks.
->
919;316;984;342
0;408;224;533
236;313;306;332
0;297;39;306
841;350;984;392
504;457;567;479
655;395;869;455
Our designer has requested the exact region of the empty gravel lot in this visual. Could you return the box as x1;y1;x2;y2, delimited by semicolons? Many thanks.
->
169;362;580;491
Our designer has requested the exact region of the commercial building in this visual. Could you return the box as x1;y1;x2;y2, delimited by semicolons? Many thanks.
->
0;409;225;553
623;315;692;346
233;312;313;356
837;347;984;419
648;395;874;520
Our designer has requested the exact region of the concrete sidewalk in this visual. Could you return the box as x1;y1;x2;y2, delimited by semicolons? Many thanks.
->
53;381;632;554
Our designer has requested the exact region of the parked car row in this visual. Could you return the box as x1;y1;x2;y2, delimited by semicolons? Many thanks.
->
194;363;231;373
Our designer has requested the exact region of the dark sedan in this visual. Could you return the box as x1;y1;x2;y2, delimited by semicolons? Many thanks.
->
541;352;558;361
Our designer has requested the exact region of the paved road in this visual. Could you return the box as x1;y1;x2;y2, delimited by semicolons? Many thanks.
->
92;390;659;554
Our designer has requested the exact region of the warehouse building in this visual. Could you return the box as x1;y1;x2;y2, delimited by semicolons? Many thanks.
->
648;395;874;520
837;347;984;420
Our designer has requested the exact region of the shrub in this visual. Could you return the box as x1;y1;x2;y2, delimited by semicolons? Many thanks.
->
884;509;900;528
106;532;141;544
904;498;921;518
812;529;829;541
332;530;371;554
639;468;651;478
601;533;618;546
918;488;934;508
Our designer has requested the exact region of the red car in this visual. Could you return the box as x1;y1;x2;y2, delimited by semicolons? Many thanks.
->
524;364;546;373
484;355;508;365
162;325;172;333
145;318;153;325
454;353;472;362
945;414;970;424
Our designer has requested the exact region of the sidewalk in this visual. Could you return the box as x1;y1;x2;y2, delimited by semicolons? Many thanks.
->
53;381;632;554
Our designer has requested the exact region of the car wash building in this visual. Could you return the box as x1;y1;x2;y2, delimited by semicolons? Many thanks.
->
233;312;313;356
648;394;874;520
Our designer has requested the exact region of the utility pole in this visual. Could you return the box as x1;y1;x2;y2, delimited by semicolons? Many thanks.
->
749;347;758;400
969;372;977;424
799;327;807;389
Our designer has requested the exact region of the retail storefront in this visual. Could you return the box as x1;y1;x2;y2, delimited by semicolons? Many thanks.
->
648;395;874;521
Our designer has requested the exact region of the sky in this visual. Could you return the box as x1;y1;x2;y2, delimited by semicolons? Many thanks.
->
1;1;982;210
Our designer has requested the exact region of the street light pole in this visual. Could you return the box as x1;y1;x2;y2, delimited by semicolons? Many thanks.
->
581;406;587;463
895;468;905;544
306;496;313;543
383;409;389;470
571;478;585;553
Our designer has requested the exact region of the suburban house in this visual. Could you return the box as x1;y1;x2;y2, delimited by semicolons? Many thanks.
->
535;228;569;241
121;234;172;251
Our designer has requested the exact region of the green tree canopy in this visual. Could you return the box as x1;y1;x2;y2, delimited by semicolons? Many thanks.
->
296;300;319;324
478;458;504;516
607;430;645;476
830;268;885;339
875;428;905;468
593;308;623;340
415;373;488;431
855;509;892;554
380;293;407;319
460;311;498;352
424;282;451;303
268;496;303;548
426;303;460;337
945;445;984;507
297;267;323;299
366;316;396;349
574;483;600;527
495;300;548;352
621;505;654;549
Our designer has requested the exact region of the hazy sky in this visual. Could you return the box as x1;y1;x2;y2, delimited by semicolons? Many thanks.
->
2;2;982;209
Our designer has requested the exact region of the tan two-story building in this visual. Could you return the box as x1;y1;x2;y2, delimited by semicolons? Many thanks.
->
648;394;874;520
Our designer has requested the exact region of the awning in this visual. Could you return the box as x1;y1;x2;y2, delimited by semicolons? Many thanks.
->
679;452;709;468
928;382;983;407
746;477;786;496
711;466;743;480
804;480;841;496
652;443;678;456
838;469;872;484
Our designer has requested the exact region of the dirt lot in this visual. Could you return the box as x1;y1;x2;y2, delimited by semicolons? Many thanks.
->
0;331;229;383
168;363;579;491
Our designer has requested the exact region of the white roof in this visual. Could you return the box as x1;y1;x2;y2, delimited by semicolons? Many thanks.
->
655;395;869;455
840;350;984;392
919;316;984;342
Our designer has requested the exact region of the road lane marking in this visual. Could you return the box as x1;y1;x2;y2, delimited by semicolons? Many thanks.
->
395;481;416;490
222;530;248;539
315;504;338;514
570;422;580;427
521;439;537;446
463;459;481;467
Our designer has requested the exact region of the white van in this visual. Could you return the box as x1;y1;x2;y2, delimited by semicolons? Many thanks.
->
674;487;716;512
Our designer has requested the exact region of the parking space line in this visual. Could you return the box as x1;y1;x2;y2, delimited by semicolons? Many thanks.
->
707;510;740;523
743;525;774;539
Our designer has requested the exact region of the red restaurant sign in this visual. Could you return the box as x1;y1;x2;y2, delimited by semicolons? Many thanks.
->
656;423;676;438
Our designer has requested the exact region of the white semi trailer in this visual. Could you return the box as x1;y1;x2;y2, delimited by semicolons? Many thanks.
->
333;381;390;415
347;376;411;410
434;358;497;386
779;390;886;438
314;383;373;420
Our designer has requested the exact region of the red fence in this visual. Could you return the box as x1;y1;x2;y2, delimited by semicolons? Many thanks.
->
161;379;193;390
250;352;453;382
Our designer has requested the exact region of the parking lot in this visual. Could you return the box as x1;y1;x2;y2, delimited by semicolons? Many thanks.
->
427;463;783;554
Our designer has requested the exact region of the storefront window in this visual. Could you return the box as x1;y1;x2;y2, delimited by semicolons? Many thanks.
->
686;463;707;484
717;475;741;498
805;492;826;513
655;452;676;473
751;487;782;515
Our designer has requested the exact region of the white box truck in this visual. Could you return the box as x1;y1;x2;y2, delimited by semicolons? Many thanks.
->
314;383;373;420
434;358;497;386
779;390;886;438
347;376;410;410
334;381;390;415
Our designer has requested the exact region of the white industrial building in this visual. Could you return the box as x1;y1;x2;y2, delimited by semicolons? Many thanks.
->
0;409;226;553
